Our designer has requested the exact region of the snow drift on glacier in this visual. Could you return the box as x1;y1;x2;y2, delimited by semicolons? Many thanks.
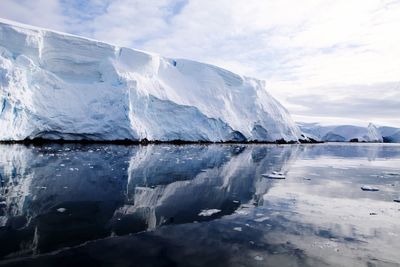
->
298;122;383;142
0;19;302;142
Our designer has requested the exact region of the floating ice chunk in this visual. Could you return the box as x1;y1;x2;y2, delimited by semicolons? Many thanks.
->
254;256;264;261
235;209;249;215
57;208;66;213
198;209;221;216
361;185;379;191
233;227;242;232
384;172;400;176
36;186;47;189
254;216;270;222
262;173;286;179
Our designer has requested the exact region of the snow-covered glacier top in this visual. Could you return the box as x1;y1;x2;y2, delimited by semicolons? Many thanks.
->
0;19;302;142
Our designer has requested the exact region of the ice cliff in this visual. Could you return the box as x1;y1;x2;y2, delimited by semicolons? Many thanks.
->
0;19;302;142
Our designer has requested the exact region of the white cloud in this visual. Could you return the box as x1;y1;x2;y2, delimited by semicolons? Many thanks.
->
0;0;399;126
0;0;67;31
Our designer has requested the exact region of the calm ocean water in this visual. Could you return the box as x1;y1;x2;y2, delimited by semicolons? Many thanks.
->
0;143;399;266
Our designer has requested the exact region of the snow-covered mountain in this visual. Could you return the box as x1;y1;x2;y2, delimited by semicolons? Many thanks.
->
0;19;302;142
299;122;383;142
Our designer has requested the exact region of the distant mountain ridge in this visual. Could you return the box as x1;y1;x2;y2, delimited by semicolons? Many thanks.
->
298;122;400;143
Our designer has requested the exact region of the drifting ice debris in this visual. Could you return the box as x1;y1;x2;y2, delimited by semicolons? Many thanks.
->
254;256;264;261
36;186;47;190
254;216;270;222
361;185;379;191
198;209;221;216
262;172;286;179
384;172;400;176
233;227;242;232
57;208;66;213
235;209;250;215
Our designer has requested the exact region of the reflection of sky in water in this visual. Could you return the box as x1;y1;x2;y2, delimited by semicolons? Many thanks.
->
0;143;399;266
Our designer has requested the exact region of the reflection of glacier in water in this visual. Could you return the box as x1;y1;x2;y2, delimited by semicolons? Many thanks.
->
0;144;298;259
1;143;400;267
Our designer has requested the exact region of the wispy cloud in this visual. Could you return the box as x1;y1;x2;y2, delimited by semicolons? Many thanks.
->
0;0;399;126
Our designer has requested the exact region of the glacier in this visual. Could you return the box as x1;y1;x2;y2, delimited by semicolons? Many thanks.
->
298;122;383;142
0;19;303;143
379;126;400;143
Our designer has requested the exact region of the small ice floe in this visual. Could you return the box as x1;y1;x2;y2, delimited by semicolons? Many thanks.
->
57;208;66;213
254;256;264;261
361;185;379;191
262;172;286;179
254;216;270;222
36;186;47;190
233;227;242;232
198;209;221;216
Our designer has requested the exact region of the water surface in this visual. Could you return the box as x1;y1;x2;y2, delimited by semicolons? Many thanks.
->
0;143;399;266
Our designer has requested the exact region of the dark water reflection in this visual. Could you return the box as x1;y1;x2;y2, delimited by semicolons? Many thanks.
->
0;143;399;266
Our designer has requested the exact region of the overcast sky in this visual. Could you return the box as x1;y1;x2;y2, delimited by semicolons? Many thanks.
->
1;0;399;127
